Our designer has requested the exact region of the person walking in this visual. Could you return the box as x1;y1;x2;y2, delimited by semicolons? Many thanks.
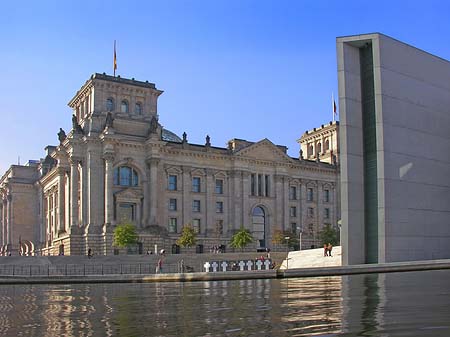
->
156;258;163;274
323;244;328;257
327;243;333;257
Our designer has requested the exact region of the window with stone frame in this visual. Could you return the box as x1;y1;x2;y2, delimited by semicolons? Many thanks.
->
192;177;201;193
324;208;330;219
290;206;297;217
265;175;270;196
192;200;201;212
250;174;256;196
307;188;314;201
121;100;129;113
258;174;263;196
216;201;223;213
106;98;114;111
168;175;177;191
169;198;177;211
215;179;223;194
168;218;177;233
114;166;138;186
308;207;314;217
291;223;297;233
324;189;330;203
289;186;297;200
135;102;143;115
192;219;201;233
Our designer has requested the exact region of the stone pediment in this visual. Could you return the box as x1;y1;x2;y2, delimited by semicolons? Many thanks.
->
115;188;143;201
234;139;292;163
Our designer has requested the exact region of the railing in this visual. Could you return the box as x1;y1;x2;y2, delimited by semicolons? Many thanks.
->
0;259;275;277
0;263;189;277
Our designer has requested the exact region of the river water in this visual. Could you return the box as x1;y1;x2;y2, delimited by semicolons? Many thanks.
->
1;270;450;336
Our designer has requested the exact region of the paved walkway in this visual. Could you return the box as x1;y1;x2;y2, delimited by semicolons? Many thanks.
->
280;246;342;269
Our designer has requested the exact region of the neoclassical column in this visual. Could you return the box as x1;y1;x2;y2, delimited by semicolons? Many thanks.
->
274;174;283;231
205;169;214;236
57;168;65;234
1;198;6;246
70;157;80;228
231;170;241;231
0;201;3;247
241;171;250;229
52;190;57;238
6;194;12;245
148;158;160;226
103;153;115;225
283;176;289;232
142;164;150;226
181;165;191;226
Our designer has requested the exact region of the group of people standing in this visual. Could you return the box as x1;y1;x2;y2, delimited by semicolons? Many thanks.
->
323;243;333;257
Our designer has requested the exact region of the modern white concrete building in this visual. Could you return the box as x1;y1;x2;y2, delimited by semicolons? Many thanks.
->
338;33;450;264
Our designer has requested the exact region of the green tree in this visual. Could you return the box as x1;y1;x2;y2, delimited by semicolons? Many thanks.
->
272;229;298;248
230;227;254;251
319;224;338;246
113;223;138;248
177;224;197;248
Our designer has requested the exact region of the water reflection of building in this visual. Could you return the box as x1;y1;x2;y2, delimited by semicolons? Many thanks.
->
0;73;340;256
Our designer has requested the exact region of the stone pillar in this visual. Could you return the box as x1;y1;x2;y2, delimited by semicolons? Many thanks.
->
182;165;191;227
0;201;3;247
232;170;241;231
6;194;12;247
148;158;160;226
52;191;57;238
274;175;283;231
103;153;115;226
1;198;6;246
57;169;65;234
143;166;150;226
242;171;250;229
70;158;80;228
283;176;289;232
205;169;214;236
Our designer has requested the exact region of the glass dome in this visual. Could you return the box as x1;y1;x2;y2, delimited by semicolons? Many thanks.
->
162;128;182;142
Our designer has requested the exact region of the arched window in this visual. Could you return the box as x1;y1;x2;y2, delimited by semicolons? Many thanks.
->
324;139;330;152
252;206;265;217
317;142;322;154
113;166;138;186
121;100;129;113
106;98;114;111
135;102;142;115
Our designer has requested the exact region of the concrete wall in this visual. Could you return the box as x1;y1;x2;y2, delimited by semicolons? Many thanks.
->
338;33;450;264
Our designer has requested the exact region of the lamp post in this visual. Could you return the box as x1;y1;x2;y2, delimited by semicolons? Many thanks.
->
337;220;342;246
284;236;290;269
297;227;303;251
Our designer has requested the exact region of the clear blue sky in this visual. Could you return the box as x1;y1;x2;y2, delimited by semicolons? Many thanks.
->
1;0;449;173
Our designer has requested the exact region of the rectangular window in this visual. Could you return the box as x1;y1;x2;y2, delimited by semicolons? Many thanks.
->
169;198;177;211
216;201;223;213
169;218;177;233
307;188;314;201
258;174;262;196
290;206;297;217
192;200;201;212
192;177;201;193
324;189;330;202
325;208;330;219
251;174;256;196
192;219;201;234
291;223;297;233
168;175;177;191
265;175;270;197
215;179;223;194
308;207;314;217
216;220;223;235
289;186;297;200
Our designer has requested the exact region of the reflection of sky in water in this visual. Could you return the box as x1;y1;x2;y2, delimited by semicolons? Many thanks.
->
0;271;449;336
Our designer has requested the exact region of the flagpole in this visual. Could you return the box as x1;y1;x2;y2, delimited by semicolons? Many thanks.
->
113;40;117;77
332;92;335;122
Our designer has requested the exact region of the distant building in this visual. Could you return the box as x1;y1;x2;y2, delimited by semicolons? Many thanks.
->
338;33;450;264
0;73;339;256
298;121;339;165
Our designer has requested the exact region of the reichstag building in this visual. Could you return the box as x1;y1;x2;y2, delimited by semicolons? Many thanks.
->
0;73;339;255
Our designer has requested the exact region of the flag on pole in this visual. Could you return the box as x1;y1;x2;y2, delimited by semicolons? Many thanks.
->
332;92;337;122
113;40;117;77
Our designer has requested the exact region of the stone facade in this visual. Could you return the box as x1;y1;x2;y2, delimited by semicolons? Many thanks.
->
0;73;340;255
298;121;339;164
